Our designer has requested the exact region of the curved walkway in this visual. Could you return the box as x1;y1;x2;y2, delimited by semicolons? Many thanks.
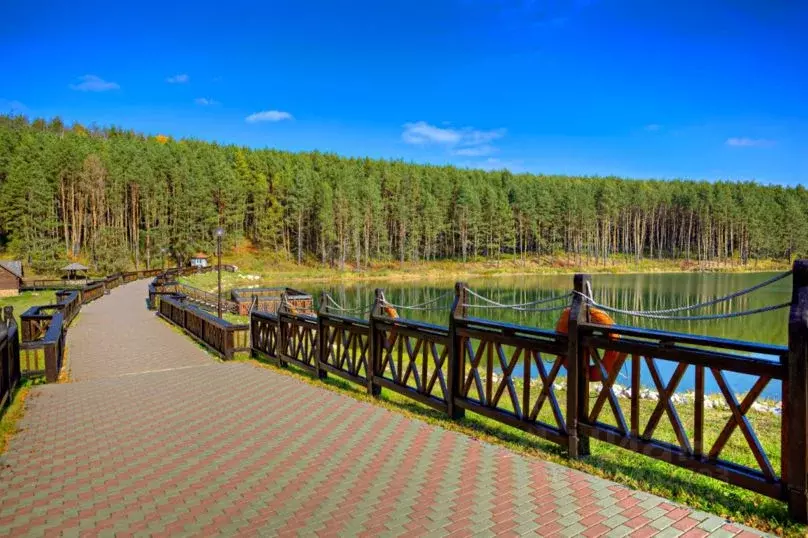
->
0;281;766;537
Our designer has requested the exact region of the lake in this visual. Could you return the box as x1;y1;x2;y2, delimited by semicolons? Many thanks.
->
303;271;791;400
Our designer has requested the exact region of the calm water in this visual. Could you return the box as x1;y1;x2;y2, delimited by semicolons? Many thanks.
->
300;272;790;399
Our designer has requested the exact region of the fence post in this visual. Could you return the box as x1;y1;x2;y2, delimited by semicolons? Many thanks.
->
447;282;467;420
366;289;384;397
315;293;328;380
277;293;289;368
566;273;591;458
787;260;808;522
180;295;188;330
44;342;58;383
224;328;234;360
3;307;15;396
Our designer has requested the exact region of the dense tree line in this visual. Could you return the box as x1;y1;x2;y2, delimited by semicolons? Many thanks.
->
0;114;806;273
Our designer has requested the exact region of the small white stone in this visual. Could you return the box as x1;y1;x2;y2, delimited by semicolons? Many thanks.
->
751;402;769;413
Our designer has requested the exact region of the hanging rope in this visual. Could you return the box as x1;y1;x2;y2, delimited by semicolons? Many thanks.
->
501;302;572;313
323;293;372;315
463;287;572;310
382;291;453;311
584;270;792;316
578;295;790;321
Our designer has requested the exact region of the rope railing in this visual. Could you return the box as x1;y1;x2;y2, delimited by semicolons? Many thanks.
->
586;270;791;316
381;291;454;311
284;269;794;322
577;294;790;321
571;269;793;321
322;293;373;315
462;287;573;312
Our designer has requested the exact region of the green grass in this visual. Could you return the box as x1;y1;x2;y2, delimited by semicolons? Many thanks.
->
238;352;803;537
0;378;43;454
0;292;59;375
0;291;56;325
221;312;249;325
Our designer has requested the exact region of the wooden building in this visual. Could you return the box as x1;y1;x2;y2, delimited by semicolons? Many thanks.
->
0;261;23;297
189;253;210;269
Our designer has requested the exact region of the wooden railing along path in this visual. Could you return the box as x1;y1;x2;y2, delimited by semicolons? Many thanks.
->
8;267;199;387
155;294;249;359
237;262;808;522
0;307;21;410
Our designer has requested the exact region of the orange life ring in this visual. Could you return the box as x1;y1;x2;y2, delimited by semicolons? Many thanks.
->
555;307;622;382
382;304;398;347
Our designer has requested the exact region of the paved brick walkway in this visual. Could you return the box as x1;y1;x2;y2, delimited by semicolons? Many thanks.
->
0;281;768;537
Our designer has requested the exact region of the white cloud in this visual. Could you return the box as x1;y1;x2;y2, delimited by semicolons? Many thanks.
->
69;75;120;92
402;121;506;158
166;74;189;84
726;137;775;148
462;128;506;146
452;145;497;157
0;99;26;113
245;110;294;123
645;124;661;131
402;121;462;144
194;97;219;106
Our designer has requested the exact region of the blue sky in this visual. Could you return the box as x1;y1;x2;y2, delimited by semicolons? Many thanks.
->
1;0;806;183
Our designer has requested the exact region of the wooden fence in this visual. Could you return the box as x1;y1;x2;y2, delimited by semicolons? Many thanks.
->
243;264;808;522
172;283;240;315
15;267;172;383
1;264;235;395
231;287;312;316
156;294;249;359
0;307;21;410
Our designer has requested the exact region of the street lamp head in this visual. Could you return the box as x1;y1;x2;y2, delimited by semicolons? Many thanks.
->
215;227;225;238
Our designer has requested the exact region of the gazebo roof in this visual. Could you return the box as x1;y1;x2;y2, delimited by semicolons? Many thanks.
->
191;252;209;259
62;262;89;272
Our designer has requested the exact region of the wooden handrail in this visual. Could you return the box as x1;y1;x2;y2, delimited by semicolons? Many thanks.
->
235;265;808;522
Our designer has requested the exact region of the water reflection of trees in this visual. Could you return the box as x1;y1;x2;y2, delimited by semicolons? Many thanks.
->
311;272;790;346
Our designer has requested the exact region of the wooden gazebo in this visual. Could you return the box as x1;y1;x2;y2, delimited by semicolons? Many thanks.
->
62;262;89;281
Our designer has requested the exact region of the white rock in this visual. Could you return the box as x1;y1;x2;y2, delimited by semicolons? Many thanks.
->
751;402;769;413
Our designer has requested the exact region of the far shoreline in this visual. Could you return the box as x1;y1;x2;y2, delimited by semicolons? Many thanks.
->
185;255;794;285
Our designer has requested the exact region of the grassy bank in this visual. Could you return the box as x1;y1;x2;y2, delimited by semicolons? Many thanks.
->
238;353;800;537
179;252;792;289
0;379;37;454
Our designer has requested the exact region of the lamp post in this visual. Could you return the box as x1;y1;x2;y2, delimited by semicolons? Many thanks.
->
172;246;180;275
215;227;224;319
